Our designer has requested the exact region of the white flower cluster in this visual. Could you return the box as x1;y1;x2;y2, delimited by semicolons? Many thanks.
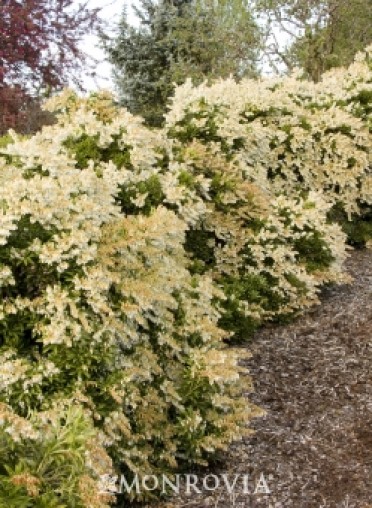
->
166;46;372;217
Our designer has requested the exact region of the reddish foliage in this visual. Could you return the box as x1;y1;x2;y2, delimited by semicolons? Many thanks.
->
0;0;101;133
0;86;26;132
0;86;55;135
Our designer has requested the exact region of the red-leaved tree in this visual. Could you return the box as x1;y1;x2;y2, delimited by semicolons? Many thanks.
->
0;0;101;134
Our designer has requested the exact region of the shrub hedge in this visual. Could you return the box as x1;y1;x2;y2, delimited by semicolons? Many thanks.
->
0;49;370;506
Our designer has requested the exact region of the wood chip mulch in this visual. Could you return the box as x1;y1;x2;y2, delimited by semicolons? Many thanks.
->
162;248;372;508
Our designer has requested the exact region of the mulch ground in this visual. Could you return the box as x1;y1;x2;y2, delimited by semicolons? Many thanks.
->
161;248;372;508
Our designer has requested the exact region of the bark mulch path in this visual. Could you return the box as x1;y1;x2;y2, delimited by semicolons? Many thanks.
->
163;248;372;508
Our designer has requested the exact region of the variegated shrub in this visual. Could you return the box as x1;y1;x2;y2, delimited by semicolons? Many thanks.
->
0;93;259;505
0;48;370;506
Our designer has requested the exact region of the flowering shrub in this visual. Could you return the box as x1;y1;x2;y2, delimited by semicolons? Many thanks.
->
316;46;372;245
161;53;372;338
0;92;259;505
165;47;372;223
166;138;348;340
37;91;349;338
318;45;372;132
0;48;370;505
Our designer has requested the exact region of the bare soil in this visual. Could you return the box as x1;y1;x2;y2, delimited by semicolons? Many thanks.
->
161;248;372;508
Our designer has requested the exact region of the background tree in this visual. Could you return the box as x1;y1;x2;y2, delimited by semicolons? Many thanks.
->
106;0;261;126
0;0;101;134
256;0;372;80
170;0;261;81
